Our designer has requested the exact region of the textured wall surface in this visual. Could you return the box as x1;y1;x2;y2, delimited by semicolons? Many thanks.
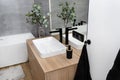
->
0;0;34;37
50;0;89;29
0;0;88;36
34;0;49;14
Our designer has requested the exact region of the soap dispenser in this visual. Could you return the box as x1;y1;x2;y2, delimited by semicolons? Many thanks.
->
66;45;73;59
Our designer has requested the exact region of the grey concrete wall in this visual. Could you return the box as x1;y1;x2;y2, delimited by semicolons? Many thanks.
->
50;0;89;29
0;0;35;37
34;0;49;15
0;0;89;37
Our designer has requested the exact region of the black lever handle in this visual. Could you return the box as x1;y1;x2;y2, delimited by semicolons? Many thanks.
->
81;21;87;25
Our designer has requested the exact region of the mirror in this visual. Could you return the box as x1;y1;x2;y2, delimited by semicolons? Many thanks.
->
34;0;89;48
49;0;89;42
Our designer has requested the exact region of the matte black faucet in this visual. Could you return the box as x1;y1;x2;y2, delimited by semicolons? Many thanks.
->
73;19;76;26
78;21;87;26
80;21;87;25
65;27;77;45
50;28;63;43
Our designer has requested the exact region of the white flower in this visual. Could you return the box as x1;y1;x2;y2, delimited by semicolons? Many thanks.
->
37;6;41;9
33;9;38;13
43;19;47;24
45;25;48;28
43;16;46;19
71;13;75;16
36;12;40;15
33;4;37;8
47;13;50;16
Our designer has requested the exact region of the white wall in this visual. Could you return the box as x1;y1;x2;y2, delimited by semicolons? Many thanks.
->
87;0;120;80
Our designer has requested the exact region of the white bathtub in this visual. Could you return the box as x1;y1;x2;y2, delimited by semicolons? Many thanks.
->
0;33;34;68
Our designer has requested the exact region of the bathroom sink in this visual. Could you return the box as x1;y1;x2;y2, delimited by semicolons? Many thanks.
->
32;37;66;58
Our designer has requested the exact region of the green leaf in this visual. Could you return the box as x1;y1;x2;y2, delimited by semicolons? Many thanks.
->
25;3;50;28
57;1;76;27
65;2;69;6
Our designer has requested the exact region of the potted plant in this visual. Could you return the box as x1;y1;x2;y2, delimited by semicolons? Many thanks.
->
26;3;49;37
57;2;76;28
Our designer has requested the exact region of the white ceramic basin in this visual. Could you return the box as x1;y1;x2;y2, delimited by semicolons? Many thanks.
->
63;34;84;49
32;37;66;58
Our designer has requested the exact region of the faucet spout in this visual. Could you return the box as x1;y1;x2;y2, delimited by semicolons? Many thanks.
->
65;27;77;45
50;28;63;43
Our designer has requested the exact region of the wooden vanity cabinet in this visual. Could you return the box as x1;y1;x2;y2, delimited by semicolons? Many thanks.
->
27;39;81;80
